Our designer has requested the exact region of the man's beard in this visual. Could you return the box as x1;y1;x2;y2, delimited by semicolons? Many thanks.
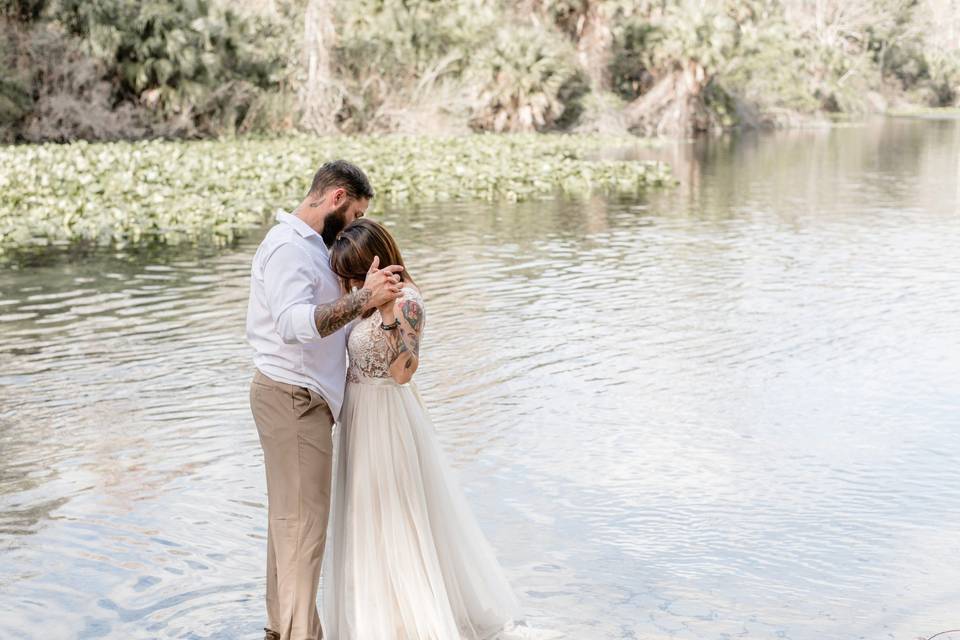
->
321;200;350;247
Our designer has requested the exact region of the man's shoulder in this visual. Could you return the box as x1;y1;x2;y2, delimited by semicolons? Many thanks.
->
256;223;307;259
262;221;301;246
249;227;298;279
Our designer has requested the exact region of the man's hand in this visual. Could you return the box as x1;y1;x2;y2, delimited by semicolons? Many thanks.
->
311;256;403;338
362;256;404;310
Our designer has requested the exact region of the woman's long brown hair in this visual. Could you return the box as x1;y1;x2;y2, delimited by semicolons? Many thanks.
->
330;218;415;318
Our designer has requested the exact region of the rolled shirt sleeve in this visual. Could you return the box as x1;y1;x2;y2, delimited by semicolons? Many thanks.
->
262;242;324;344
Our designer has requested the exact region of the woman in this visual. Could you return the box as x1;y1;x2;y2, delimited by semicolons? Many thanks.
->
323;219;542;639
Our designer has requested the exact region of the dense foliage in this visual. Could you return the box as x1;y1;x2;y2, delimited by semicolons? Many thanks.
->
2;0;959;141
0;134;672;252
1;0;293;141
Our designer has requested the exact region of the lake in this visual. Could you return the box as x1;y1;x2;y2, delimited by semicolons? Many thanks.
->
1;118;959;639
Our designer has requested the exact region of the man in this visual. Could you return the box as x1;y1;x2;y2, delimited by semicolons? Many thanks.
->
246;160;403;640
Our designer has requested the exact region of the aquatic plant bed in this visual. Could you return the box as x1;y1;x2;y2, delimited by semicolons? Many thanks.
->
0;134;672;253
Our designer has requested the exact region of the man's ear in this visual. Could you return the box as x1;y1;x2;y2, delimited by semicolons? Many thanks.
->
332;187;346;206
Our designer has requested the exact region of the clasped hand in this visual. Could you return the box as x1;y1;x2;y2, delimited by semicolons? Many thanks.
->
363;255;404;310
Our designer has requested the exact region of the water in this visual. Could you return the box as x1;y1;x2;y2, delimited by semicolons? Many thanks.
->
1;118;959;639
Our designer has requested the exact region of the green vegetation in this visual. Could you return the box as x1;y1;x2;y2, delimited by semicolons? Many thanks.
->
3;0;960;141
1;0;293;141
3;0;958;254
0;134;672;253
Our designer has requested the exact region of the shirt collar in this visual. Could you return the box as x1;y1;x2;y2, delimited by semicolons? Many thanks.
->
276;210;328;250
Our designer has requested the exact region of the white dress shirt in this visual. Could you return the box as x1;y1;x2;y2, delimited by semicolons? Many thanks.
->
246;211;350;420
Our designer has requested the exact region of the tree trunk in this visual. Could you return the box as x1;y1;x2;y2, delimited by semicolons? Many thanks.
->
299;0;339;134
575;2;614;93
623;59;719;137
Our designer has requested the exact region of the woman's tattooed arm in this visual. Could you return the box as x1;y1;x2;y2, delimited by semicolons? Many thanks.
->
385;298;424;382
313;288;372;337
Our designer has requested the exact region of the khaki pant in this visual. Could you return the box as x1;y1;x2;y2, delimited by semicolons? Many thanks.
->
250;370;334;640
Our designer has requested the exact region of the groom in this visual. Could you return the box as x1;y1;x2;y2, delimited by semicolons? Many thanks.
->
246;160;404;640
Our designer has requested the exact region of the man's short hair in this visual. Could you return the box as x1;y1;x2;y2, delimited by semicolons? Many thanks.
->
308;160;374;200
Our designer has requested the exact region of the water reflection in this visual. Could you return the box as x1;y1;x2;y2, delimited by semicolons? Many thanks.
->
1;118;959;639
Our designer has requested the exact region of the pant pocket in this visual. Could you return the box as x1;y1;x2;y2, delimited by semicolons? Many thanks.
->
292;386;331;420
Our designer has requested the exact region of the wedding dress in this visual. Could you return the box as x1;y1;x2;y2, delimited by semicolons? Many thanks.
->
322;286;544;640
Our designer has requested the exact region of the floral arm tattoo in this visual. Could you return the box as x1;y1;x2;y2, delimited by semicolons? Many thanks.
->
313;288;371;337
385;299;424;371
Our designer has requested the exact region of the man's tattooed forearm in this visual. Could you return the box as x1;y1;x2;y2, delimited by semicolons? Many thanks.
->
314;289;371;337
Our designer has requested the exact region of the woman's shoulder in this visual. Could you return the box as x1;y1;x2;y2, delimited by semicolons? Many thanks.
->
400;284;423;302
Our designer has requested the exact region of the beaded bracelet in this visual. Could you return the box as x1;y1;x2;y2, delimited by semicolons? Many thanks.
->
380;319;401;331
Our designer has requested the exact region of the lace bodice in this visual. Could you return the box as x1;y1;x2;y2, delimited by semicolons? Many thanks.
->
347;286;424;383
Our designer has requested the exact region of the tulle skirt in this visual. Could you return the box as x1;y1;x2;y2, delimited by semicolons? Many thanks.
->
321;374;523;640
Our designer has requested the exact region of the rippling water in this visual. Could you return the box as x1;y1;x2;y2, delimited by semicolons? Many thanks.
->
2;118;960;640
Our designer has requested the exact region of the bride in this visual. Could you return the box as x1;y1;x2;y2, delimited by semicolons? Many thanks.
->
322;219;542;640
